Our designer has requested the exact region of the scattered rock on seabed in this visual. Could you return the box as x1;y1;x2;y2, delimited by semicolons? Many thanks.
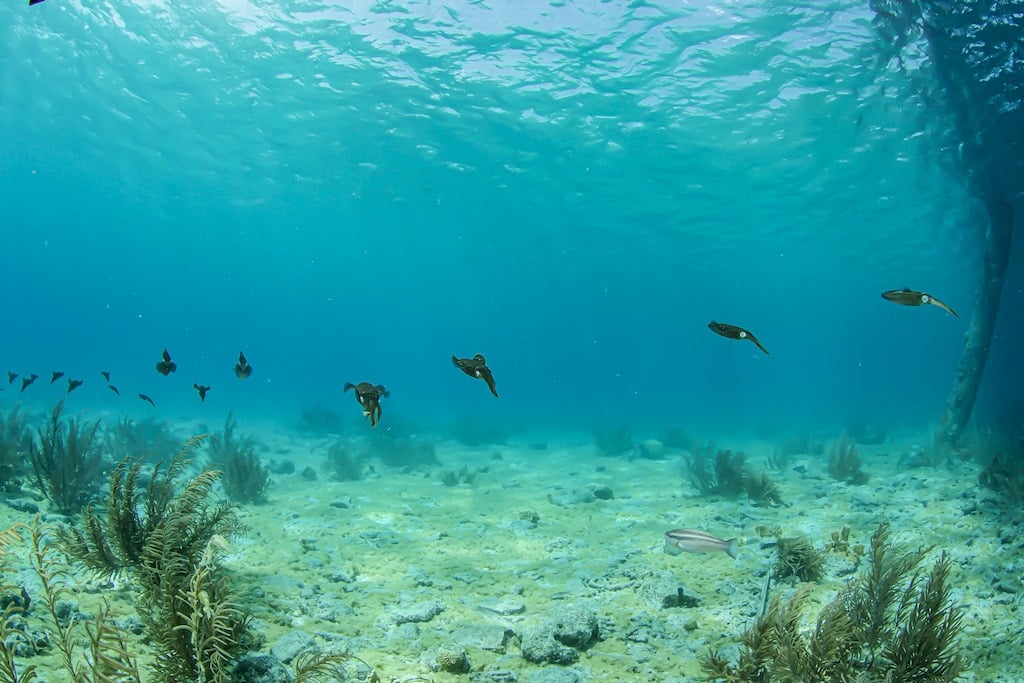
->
270;630;317;663
637;570;702;609
528;668;582;683
231;653;294;683
520;605;599;665
546;487;596;506
389;599;445;624
470;670;520;682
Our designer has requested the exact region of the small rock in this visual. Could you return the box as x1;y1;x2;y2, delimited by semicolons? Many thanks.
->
636;438;665;459
301;466;317;481
231;653;294;683
520;605;599;665
519;510;540;524
587;483;613;500
550;605;599;648
114;614;146;635
390;600;444;624
270;631;317;663
6;498;39;514
391;622;420;641
520;625;578;665
436;643;471;673
528;668;579;683
328;569;355;583
639;572;701;610
547;488;596;507
270;461;295;475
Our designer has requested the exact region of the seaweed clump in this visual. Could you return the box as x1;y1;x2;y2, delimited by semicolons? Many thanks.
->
324;439;364;481
440;466;478;487
745;470;784;507
703;523;964;682
774;535;827;583
828;432;868;485
207;413;269;504
0;405;31;494
593;425;634;457
295;403;347;435
1;518;142;683
688;447;746;498
104;415;182;464
978;443;1024;507
28;400;105;515
688;447;783;505
61;439;253;683
367;428;438;468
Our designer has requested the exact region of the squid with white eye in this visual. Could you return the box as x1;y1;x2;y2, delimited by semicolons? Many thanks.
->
343;381;391;427
881;288;958;318
452;353;499;397
708;321;770;355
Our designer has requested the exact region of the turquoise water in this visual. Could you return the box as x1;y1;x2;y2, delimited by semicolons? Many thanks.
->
1;0;1020;434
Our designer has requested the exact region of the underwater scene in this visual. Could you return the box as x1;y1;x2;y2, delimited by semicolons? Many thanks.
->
2;0;1023;681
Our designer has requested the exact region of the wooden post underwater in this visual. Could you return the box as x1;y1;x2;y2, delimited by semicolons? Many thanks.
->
940;196;1015;444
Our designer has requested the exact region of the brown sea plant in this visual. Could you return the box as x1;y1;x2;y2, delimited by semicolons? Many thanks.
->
828;432;868;485
62;437;252;683
0;405;31;494
0;517;141;683
703;523;964;682
104;415;182;465
593;424;634;457
325;438;364;481
688;447;747;498
745;470;784;507
28;400;105;515
207;413;269;504
774;535;826;582
367;427;438;468
977;432;1024;507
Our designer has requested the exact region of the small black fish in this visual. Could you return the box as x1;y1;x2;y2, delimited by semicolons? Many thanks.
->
343;381;390;427
193;383;210;403
234;351;253;379
101;371;111;382
67;378;84;393
20;374;39;393
881;288;958;318
108;384;120;396
452;353;499;398
155;348;177;376
50;371;64;384
708;321;770;355
139;393;155;407
7;372;17;385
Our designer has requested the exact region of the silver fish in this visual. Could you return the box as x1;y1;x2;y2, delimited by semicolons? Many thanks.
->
664;528;738;560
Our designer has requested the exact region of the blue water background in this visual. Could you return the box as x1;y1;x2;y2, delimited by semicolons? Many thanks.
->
1;0;1020;439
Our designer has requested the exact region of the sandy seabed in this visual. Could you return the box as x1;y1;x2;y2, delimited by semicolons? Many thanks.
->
3;424;1022;683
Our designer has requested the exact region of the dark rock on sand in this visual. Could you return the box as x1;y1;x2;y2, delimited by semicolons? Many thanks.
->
231;653;294;683
528;668;580;683
520;605;599;664
270;630;317;663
